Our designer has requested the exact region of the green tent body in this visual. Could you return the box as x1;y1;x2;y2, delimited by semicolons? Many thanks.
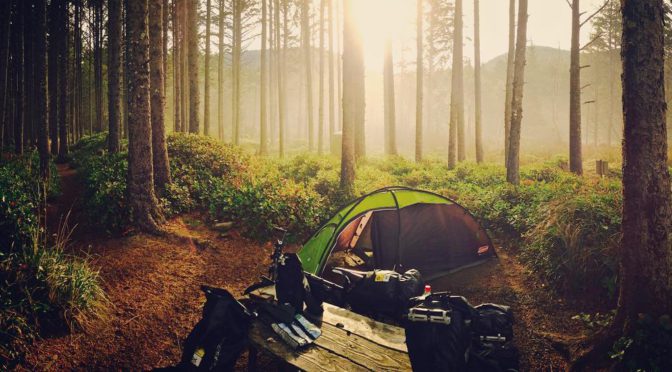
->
298;187;496;280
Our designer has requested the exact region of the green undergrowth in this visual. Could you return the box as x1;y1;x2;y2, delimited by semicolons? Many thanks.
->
73;134;623;302
0;152;104;368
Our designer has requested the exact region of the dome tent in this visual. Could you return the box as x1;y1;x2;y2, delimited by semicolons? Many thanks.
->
298;187;496;280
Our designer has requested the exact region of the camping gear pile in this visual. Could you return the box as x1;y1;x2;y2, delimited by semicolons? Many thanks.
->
169;187;518;371
405;291;519;371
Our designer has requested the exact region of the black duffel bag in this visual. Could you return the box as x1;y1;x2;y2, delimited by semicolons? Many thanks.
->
174;286;254;371
335;268;424;317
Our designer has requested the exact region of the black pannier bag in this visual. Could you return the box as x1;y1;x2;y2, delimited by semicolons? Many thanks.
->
334;268;424;317
473;303;514;341
177;286;253;371
469;303;519;372
276;253;323;316
404;292;473;372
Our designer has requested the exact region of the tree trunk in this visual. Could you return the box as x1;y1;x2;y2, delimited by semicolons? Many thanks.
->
277;0;287;157
504;0;515;166
340;0;358;194
415;0;423;162
383;37;397;156
187;0;199;133
34;0;48;181
24;0;35;147
162;0;168;95
336;0;342;133
74;0;83;142
0;0;11;145
150;0;171;190
11;1;24;154
474;0;483;163
127;0;164;232
95;0;103;133
260;0;269;154
218;0;224;141
569;0;583;174
302;0;315;151
506;0;528;185
181;0;188;131
48;0;59;155
617;0;671;324
57;0;69;161
173;0;181;132
327;0;335;153
232;0;241;144
448;0;464;168
204;0;211;136
108;0;122;153
318;0;325;154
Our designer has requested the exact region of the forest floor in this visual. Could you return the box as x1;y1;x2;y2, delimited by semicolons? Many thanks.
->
22;164;590;371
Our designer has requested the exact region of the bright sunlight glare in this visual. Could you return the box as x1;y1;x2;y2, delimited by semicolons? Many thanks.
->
351;0;415;71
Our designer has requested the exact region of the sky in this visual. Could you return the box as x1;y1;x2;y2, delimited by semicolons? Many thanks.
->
353;0;608;70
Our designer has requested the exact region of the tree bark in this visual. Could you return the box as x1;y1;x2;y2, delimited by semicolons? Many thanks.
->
506;0;528;185
108;0;122;153
415;0;423;162
34;0;49;181
277;0;287;157
204;0;211;136
187;0;199;133
260;0;269;154
340;0;359;194
318;0;325;154
48;0;59;155
618;0;671;323
127;0;164;232
232;0;241;144
383;37;397;156
569;0;583;174
217;0;224;140
11;1;24;154
150;0;171;191
172;0;178;132
24;0;35;146
57;0;69;161
327;0;335;153
474;0;483;163
162;0;168;95
302;0;315;152
94;0;103;133
504;0;515;166
448;0;464;168
0;0;11;146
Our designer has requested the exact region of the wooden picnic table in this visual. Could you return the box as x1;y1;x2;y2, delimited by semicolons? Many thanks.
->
246;286;412;371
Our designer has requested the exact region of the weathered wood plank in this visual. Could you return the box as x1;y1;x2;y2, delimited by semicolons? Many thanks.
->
315;321;411;371
249;285;408;353
249;321;369;372
321;303;408;353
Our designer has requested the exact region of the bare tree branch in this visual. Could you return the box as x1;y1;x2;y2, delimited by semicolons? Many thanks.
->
581;33;603;50
580;0;609;28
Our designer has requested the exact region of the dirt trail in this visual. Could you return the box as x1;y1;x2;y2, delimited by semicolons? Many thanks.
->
25;165;584;370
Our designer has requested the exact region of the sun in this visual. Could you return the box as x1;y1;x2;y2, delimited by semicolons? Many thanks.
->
350;0;416;71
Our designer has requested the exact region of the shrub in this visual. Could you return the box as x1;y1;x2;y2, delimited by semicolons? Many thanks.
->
523;191;621;299
610;314;672;371
78;151;129;234
0;155;104;368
